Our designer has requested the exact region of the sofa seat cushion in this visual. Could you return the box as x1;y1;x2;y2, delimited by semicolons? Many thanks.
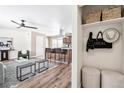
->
101;70;124;88
82;66;100;88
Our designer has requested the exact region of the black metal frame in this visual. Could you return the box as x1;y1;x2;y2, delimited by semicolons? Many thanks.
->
1;50;9;61
16;63;36;81
36;60;49;73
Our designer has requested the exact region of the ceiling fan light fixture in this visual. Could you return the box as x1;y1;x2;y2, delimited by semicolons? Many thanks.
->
11;19;38;29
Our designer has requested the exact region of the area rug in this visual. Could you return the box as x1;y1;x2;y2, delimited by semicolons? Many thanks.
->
0;59;56;88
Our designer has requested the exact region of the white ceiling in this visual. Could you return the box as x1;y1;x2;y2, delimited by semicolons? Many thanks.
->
0;5;73;36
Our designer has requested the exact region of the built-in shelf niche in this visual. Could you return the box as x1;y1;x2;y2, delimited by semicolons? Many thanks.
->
81;5;124;25
80;5;124;73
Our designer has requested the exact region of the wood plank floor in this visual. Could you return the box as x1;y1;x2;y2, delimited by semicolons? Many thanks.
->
15;63;71;88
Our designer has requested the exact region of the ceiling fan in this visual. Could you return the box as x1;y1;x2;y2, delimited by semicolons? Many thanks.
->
11;20;38;29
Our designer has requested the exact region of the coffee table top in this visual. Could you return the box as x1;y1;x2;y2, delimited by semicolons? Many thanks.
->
16;58;47;66
35;59;48;63
17;61;36;68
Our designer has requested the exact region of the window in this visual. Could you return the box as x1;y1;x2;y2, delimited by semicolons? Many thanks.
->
57;38;63;48
45;37;48;48
52;39;57;48
52;37;63;48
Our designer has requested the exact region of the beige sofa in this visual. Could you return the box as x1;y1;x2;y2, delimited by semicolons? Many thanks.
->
0;62;7;84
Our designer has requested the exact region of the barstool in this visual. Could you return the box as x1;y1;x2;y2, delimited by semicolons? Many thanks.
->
50;48;56;63
45;48;51;59
60;49;67;62
55;48;61;62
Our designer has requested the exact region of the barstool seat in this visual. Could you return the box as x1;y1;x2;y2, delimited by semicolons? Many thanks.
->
60;49;67;62
55;48;61;62
50;49;56;62
45;48;51;60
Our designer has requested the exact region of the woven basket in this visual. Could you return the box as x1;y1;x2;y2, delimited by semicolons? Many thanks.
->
85;10;101;24
102;6;122;21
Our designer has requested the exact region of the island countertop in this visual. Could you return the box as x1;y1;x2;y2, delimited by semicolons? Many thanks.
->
59;47;72;49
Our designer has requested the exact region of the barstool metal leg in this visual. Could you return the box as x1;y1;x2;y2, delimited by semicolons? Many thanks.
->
20;68;22;81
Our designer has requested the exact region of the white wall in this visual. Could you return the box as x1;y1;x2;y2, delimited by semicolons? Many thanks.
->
72;6;83;88
121;22;124;73
36;33;46;58
82;23;123;72
0;29;31;59
72;6;77;88
0;30;27;50
25;31;31;51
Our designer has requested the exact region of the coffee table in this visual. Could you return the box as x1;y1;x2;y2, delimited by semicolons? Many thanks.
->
16;61;36;81
35;59;49;73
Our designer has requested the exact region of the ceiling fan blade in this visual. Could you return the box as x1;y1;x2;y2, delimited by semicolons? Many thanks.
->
11;20;20;25
25;26;38;29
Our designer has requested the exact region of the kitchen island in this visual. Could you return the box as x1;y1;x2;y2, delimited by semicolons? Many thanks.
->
45;48;72;64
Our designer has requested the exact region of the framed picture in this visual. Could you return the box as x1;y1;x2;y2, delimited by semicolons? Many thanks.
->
0;37;13;50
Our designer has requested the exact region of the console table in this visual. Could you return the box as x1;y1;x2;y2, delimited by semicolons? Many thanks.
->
0;50;9;61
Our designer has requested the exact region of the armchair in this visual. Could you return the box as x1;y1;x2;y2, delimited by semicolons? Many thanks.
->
18;50;30;60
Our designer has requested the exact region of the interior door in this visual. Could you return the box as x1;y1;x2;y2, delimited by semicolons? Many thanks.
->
36;35;46;59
